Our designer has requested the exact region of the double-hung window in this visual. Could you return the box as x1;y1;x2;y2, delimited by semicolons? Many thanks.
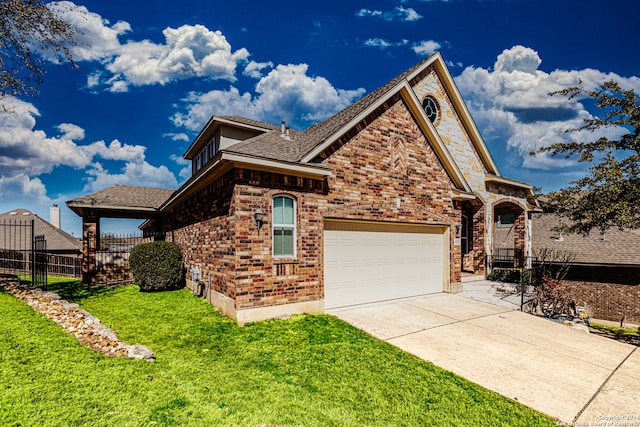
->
273;196;295;257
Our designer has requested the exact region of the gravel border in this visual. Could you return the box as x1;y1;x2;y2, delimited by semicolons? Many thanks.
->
1;278;155;361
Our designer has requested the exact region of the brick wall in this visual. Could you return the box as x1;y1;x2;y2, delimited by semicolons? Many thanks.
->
165;170;237;300
320;98;460;284
556;280;640;324
167;97;462;312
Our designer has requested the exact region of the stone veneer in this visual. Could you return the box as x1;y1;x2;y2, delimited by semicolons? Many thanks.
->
411;66;531;258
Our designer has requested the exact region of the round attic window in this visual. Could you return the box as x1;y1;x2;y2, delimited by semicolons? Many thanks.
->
422;96;439;124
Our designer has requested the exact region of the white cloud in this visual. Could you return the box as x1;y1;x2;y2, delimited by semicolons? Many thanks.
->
163;132;190;142
356;6;422;22
81;140;146;163
455;45;640;170
364;38;409;49
0;96;177;198
170;154;191;182
47;3;251;91
0;174;49;203
412;40;441;57
47;1;129;61
244;60;274;78
173;63;366;131
84;162;178;192
100;25;250;90
57;123;85;140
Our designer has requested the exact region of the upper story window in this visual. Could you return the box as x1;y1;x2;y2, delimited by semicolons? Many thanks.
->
273;195;296;257
192;140;216;174
422;95;440;124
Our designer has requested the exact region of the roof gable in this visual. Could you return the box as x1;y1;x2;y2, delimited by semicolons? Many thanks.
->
298;53;499;178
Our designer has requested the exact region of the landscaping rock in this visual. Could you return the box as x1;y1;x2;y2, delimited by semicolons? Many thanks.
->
0;278;155;361
127;344;156;361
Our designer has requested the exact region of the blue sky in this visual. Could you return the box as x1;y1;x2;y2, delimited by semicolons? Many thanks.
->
1;0;639;236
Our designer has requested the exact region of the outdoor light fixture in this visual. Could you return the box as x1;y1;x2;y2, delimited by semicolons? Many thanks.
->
254;208;264;231
454;222;462;236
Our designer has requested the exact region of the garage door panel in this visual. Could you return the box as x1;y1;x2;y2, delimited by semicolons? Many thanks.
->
324;221;446;309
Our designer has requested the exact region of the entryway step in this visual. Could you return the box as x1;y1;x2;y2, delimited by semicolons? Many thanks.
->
461;274;486;283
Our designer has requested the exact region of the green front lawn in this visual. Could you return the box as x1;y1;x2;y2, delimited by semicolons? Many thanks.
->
0;284;554;426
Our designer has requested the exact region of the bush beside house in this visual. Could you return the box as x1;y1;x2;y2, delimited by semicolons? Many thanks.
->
129;241;184;291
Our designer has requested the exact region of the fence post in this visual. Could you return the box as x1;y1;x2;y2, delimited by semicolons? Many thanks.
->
30;220;35;287
520;268;525;311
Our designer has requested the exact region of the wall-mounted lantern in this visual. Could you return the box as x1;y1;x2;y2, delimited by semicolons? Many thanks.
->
454;222;462;237
254;208;264;231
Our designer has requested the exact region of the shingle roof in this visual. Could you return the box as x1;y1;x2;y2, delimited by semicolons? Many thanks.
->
215;116;279;131
225;128;303;162
0;209;81;253
227;56;432;163
66;185;175;210
531;212;640;266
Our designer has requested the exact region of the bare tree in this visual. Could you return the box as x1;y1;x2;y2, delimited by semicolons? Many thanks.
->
0;0;78;100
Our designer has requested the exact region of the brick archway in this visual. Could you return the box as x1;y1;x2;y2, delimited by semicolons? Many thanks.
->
492;201;526;267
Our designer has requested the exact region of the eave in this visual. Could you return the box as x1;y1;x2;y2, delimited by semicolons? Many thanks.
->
161;151;332;212
485;174;533;191
65;203;162;219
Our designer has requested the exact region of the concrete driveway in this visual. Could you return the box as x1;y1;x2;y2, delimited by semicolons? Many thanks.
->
328;293;640;424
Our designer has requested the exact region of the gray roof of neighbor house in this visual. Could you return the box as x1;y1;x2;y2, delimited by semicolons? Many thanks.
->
0;209;81;253
66;185;175;218
531;212;640;266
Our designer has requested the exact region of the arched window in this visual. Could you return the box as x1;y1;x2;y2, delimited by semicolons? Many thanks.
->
272;195;296;257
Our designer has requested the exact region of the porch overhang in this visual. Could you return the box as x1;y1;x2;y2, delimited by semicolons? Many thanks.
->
66;185;175;220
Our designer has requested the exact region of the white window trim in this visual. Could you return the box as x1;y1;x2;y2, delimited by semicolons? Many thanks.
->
272;195;297;258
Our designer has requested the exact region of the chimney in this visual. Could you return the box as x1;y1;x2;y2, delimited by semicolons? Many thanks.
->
50;204;60;229
281;120;286;136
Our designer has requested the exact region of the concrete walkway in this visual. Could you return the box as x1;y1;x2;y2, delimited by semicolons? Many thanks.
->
328;293;639;424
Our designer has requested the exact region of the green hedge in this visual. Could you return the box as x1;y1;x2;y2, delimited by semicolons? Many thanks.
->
487;268;521;284
129;241;184;292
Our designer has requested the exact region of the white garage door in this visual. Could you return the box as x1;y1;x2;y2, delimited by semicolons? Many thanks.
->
324;220;447;309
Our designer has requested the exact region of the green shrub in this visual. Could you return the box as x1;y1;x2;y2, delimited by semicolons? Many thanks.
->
129;241;184;292
487;268;521;284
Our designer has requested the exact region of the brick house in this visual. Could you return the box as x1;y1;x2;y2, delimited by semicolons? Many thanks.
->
531;212;640;323
69;53;536;324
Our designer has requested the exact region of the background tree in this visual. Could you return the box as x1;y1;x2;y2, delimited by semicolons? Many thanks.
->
532;80;640;234
0;0;78;100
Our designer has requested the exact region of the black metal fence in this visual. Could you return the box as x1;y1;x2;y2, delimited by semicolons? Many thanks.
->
0;219;58;286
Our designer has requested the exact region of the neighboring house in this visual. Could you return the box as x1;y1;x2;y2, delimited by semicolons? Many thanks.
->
0;207;82;277
0;208;81;255
68;53;537;324
531;211;640;323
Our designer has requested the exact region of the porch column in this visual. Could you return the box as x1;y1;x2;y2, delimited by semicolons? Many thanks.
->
82;214;100;285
